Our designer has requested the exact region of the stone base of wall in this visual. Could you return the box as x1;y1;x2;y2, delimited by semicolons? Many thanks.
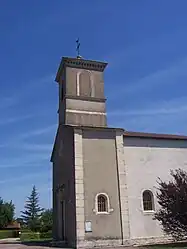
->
77;239;121;248
76;236;174;248
77;239;132;248
52;236;175;248
131;236;173;246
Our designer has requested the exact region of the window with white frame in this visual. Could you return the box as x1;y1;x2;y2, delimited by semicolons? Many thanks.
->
93;193;113;214
142;190;154;211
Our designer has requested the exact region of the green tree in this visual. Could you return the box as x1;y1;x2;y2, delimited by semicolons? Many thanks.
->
40;208;53;232
21;185;43;232
0;198;15;228
154;168;187;240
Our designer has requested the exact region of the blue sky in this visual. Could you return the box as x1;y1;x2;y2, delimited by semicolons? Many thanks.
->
1;0;187;216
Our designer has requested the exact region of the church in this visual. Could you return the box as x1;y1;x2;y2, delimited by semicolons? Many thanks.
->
51;54;187;248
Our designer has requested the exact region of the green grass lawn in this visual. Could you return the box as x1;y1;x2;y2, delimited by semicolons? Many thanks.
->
20;237;51;242
20;237;52;247
0;230;18;240
18;230;52;246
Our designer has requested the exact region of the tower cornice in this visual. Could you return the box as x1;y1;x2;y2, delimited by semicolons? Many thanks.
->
55;57;108;83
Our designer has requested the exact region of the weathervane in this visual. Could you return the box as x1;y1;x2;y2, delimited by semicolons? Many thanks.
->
76;38;81;58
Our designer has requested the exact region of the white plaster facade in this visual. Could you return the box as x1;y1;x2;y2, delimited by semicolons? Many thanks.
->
123;136;187;244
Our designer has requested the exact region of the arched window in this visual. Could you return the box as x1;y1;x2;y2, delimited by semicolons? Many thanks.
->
93;193;113;214
97;194;107;212
143;190;154;211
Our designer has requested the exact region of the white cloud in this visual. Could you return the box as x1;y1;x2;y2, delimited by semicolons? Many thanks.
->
20;124;57;139
15;74;54;98
108;57;187;100
108;96;187;117
109;105;187;117
0;154;50;169
109;112;187;134
0;125;55;170
16;143;53;152
0;172;49;184
0;74;54;110
0;114;35;126
108;96;187;135
0;124;56;149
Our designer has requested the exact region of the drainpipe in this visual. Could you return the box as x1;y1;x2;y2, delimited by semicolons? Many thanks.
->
115;136;124;245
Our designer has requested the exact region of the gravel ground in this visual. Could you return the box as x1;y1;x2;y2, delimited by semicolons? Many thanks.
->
0;244;49;249
0;244;138;249
0;243;69;249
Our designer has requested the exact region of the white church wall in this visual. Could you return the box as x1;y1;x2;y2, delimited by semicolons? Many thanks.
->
123;136;187;240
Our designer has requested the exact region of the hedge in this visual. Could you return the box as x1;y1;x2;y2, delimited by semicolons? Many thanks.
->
0;229;53;241
0;230;18;239
20;229;32;233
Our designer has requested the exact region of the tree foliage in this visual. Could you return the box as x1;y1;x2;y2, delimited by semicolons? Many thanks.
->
154;168;187;240
21;185;43;232
40;208;53;232
0;197;15;229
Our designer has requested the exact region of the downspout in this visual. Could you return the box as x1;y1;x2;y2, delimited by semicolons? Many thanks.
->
115;136;124;245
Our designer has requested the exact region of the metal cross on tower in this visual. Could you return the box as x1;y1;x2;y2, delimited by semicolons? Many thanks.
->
76;38;81;58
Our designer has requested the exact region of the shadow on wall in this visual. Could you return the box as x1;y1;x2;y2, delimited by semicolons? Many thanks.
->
83;129;117;140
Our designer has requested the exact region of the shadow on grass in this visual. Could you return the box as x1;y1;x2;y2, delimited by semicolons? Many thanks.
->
21;239;53;247
143;241;187;248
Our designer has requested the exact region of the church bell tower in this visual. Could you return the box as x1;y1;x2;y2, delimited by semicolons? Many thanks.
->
55;56;108;127
51;50;129;248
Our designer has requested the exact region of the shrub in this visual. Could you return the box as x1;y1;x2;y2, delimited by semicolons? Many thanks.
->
0;230;15;239
155;168;187;240
20;229;31;233
20;232;40;241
